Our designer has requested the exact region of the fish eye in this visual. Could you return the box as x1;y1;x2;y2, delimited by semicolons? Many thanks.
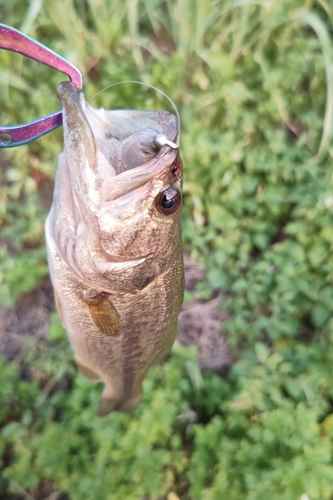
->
155;187;181;215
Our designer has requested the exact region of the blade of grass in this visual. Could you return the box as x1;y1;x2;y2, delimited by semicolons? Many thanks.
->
20;0;43;34
294;11;333;163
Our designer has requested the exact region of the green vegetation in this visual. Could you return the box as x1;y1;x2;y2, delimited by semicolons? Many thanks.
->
1;0;333;498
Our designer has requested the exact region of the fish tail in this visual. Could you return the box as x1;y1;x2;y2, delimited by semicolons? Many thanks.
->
97;385;142;417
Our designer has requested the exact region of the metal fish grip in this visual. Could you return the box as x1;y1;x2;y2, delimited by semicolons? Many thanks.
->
0;24;82;147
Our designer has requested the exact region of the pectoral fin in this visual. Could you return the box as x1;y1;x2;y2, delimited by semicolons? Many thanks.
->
84;294;121;336
54;291;64;324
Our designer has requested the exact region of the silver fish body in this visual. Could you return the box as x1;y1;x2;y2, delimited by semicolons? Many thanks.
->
45;82;184;416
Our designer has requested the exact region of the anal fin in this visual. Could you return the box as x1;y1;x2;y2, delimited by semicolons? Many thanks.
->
75;356;101;382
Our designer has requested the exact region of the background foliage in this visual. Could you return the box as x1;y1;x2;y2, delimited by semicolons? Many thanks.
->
1;0;333;498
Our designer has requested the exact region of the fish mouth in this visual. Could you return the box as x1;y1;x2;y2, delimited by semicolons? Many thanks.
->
57;82;179;202
54;82;182;290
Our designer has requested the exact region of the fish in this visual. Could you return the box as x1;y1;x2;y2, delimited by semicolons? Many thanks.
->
45;81;184;416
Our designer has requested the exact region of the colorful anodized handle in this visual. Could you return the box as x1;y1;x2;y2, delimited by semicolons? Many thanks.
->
0;24;82;147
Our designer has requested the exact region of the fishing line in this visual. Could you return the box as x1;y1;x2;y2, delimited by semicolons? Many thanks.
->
88;80;181;143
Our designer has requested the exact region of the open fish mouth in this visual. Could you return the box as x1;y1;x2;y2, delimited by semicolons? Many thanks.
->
52;81;183;285
57;82;180;203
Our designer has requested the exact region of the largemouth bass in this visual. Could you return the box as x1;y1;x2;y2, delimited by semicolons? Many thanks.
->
45;82;184;416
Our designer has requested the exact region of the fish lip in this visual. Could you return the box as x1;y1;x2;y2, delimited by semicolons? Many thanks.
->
100;150;179;203
57;81;97;171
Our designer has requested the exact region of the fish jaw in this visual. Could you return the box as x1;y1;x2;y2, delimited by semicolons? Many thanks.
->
56;82;99;206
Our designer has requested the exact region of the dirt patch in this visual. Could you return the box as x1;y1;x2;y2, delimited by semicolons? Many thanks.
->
0;278;54;360
177;254;234;374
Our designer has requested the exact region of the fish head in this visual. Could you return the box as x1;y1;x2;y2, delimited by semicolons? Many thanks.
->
55;82;183;291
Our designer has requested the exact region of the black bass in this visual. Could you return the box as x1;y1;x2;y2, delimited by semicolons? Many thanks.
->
45;82;184;416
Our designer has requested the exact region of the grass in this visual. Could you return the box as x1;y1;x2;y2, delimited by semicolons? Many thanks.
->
1;0;333;498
